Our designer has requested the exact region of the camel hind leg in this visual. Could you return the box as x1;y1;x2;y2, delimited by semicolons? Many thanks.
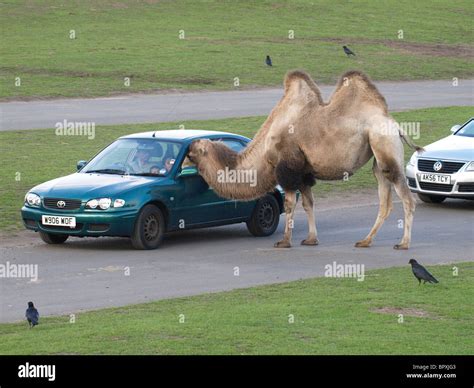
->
392;175;416;249
365;130;416;249
355;159;393;248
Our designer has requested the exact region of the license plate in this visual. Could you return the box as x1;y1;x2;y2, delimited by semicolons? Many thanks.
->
42;215;76;228
419;173;451;184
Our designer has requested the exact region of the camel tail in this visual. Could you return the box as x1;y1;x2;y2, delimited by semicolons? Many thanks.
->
399;129;424;153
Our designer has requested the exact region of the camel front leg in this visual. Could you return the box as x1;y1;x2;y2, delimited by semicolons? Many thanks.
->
274;191;298;248
299;186;318;245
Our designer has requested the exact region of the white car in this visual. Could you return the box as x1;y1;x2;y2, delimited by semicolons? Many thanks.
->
406;118;474;203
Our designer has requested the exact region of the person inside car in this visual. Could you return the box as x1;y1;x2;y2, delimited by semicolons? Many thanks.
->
149;158;175;176
149;165;162;175
164;158;175;172
129;149;153;173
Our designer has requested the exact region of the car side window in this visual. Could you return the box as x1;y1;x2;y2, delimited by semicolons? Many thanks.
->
180;138;246;171
216;138;246;152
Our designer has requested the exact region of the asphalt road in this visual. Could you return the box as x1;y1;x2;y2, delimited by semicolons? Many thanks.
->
1;79;473;131
1;196;472;323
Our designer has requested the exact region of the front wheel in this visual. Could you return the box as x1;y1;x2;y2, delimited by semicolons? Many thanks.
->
417;193;446;203
131;204;165;249
246;195;280;237
39;231;69;244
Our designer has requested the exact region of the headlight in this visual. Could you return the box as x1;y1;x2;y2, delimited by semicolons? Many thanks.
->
25;193;41;207
99;198;111;210
408;153;417;166
466;162;474;171
86;198;111;210
99;198;111;209
86;199;99;209
86;198;124;209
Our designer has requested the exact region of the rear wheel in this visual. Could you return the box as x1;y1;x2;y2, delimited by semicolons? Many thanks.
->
131;204;165;249
246;195;280;237
39;231;69;244
417;193;446;203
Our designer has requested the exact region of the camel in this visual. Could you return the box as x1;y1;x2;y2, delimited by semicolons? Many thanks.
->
187;70;422;249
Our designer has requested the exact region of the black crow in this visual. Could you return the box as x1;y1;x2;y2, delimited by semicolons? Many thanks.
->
265;55;272;67
409;259;439;285
25;301;39;328
343;45;356;56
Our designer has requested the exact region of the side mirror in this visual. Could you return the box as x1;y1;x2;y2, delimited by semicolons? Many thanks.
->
178;166;198;177
77;160;88;171
450;124;461;133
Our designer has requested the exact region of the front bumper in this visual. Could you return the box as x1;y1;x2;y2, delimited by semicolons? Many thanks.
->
21;206;139;237
406;163;474;198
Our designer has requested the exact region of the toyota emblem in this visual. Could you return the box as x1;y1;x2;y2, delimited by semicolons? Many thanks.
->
57;200;66;208
433;161;443;172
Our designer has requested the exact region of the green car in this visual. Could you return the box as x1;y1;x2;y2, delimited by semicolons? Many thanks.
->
21;130;284;249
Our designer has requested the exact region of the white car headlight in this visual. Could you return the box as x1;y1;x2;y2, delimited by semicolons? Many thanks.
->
86;198;124;209
408;153;417;167
98;198;111;210
25;193;41;207
86;199;99;209
466;162;474;171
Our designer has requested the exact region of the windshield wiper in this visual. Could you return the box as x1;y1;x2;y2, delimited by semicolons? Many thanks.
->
85;169;127;175
130;172;166;177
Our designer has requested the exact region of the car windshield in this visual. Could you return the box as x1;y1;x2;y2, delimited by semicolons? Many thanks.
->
455;119;474;137
82;139;182;176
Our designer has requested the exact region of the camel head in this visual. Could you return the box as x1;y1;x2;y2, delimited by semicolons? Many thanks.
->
188;139;213;163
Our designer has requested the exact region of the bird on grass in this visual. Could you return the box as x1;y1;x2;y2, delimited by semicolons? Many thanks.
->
265;55;272;67
409;259;439;285
343;45;356;56
25;301;39;328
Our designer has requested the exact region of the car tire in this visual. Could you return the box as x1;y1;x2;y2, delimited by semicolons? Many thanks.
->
246;194;280;237
131;204;165;249
39;231;69;244
417;193;446;203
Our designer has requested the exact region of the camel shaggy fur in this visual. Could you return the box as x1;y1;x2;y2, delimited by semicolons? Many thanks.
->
188;70;422;249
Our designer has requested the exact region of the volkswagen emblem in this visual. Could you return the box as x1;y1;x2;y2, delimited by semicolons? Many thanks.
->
433;161;443;172
57;200;66;208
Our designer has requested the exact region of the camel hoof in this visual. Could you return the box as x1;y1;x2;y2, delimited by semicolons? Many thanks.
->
394;243;409;250
274;241;291;248
301;238;319;246
355;240;371;248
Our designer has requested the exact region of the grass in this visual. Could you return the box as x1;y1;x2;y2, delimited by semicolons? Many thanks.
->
0;262;472;355
0;0;473;99
0;106;471;232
